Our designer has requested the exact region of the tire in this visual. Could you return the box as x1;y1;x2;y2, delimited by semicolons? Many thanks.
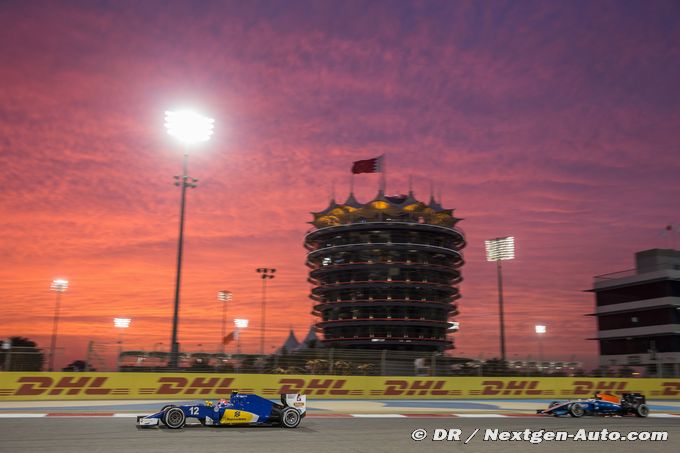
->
635;404;649;418
164;407;186;429
159;405;176;426
280;407;301;428
569;403;585;418
549;401;560;408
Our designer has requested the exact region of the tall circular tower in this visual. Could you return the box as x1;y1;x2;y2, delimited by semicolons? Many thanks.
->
304;191;465;351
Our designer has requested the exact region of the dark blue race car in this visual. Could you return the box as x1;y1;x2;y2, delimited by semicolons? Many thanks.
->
136;392;307;429
537;392;649;418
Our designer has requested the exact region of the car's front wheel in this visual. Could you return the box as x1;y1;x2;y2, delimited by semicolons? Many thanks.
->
159;405;176;426
569;403;585;418
635;404;649;418
281;407;301;428
164;407;186;429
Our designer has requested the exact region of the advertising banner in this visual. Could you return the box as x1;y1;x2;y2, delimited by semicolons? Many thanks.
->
0;373;679;400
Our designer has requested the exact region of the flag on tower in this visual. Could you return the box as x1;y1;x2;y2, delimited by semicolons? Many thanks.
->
351;155;384;174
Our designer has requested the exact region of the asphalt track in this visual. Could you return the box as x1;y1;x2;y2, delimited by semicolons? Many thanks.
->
1;417;679;453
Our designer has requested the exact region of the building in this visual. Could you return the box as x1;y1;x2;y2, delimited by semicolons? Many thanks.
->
304;190;465;351
590;249;680;377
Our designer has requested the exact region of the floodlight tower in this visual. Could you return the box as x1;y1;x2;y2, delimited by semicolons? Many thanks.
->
164;110;214;368
113;317;131;366
256;268;276;355
485;236;515;362
535;324;546;365
48;279;69;371
234;318;249;354
217;291;232;353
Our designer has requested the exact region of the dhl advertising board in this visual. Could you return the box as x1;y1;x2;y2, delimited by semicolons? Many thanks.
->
0;373;679;400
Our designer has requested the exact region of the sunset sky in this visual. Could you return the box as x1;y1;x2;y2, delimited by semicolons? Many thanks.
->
1;0;679;370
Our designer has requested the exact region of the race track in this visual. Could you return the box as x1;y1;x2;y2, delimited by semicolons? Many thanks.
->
1;417;679;453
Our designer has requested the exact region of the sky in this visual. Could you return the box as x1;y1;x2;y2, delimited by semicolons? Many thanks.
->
1;0;679;370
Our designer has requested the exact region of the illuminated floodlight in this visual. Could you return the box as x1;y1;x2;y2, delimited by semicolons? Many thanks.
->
485;237;515;261
535;325;546;334
234;319;249;329
50;279;69;292
114;318;131;329
164;110;215;145
218;290;232;302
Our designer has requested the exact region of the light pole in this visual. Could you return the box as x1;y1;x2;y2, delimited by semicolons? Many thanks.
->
234;318;249;355
164;110;214;369
48;279;68;371
218;291;232;354
535;324;546;367
256;268;276;355
114;317;131;369
485;236;515;363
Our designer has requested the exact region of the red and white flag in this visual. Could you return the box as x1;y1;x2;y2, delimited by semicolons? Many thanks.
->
351;155;384;174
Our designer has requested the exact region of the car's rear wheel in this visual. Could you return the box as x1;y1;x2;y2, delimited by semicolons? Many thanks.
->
281;407;301;428
569;403;585;418
635;404;649;418
164;407;186;429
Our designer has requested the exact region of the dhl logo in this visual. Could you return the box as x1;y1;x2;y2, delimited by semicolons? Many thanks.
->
277;378;351;395
11;376;235;396
14;377;114;396
660;382;680;396
479;380;543;395
570;380;629;395
275;378;451;396
383;380;450;396
154;377;234;395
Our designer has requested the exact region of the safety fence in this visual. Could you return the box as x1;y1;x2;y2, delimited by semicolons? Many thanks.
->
1;346;591;376
4;346;675;378
0;373;679;400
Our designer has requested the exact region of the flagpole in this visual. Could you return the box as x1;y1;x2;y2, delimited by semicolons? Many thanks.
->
380;154;386;194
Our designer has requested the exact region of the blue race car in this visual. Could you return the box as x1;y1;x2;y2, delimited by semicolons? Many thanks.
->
537;392;649;418
136;392;307;429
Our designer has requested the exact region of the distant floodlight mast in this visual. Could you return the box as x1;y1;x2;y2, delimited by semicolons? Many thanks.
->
164;110;215;144
218;291;232;354
234;318;249;354
114;318;131;329
48;279;69;371
485;236;515;261
535;324;546;364
164;109;214;369
484;236;515;362
256;268;276;355
114;318;131;367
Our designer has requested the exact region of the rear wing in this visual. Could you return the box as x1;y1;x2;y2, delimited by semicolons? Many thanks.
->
281;394;306;415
